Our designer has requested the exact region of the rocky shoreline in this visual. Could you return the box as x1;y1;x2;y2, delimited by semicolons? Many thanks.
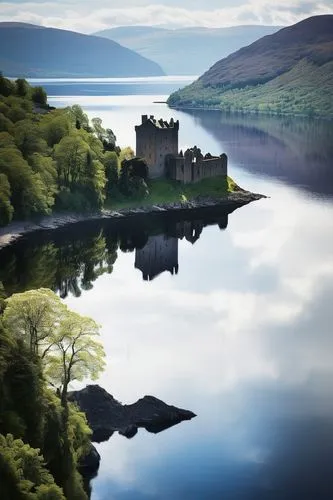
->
0;191;265;251
69;385;196;442
71;385;196;475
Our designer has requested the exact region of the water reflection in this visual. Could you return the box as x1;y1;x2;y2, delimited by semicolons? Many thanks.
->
0;211;229;298
179;110;333;196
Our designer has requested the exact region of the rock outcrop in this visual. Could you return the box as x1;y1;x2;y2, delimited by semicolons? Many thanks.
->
69;385;196;442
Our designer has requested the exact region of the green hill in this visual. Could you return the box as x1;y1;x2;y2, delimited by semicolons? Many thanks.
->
0;23;164;77
94;25;281;76
168;15;333;118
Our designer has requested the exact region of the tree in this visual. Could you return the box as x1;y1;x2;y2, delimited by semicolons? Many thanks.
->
45;311;105;407
40;112;71;148
119;157;149;197
83;154;106;208
3;289;66;359
15;79;30;98
119;146;134;164
14;120;48;159
31;86;47;107
66;105;89;131
54;134;89;188
0;132;15;148
104;128;117;151
91;117;105;142
0;433;65;500
0;74;15;97
29;154;58;209
0;173;14;226
0;112;13;134
4;288;106;408
0;147;54;217
104;151;119;194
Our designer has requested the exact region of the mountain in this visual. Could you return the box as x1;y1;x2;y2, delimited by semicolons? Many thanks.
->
94;25;281;75
0;23;164;77
168;16;333;118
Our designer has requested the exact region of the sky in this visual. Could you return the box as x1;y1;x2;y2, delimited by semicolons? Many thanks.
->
0;0;332;33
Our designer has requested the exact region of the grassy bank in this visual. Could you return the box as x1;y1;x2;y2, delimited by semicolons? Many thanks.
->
105;176;239;210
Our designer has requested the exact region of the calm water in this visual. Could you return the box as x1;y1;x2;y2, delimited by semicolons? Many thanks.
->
2;78;333;499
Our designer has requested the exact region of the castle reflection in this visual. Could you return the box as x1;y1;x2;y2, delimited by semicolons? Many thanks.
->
0;212;229;298
135;215;228;281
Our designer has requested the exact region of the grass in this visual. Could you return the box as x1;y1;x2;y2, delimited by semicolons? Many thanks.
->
104;176;238;210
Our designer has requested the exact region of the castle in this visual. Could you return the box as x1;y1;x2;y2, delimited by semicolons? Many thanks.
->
135;115;227;182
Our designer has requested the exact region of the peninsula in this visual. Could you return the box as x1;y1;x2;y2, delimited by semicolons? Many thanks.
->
0;77;264;248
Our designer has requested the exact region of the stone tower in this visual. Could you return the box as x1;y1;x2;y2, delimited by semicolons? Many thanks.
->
135;115;179;178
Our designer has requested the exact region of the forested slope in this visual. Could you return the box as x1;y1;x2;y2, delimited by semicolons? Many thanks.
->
168;15;333;118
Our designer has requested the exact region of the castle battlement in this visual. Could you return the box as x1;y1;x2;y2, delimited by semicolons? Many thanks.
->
137;114;179;130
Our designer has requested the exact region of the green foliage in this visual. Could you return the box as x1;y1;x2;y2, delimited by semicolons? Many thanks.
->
66;105;90;131
45;309;105;405
0;173;14;225
0;112;13;133
54;134;89;188
0;74;15;97
0;433;65;500
119;157;149;197
3;288;66;358
0;290;102;499
104;151;119;194
40;111;71;148
31;86;48;107
0;79;125;225
15;78;30;98
4;288;105;406
168;60;333;118
0;147;54;218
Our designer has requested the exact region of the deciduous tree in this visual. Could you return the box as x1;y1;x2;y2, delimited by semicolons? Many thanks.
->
3;289;66;358
45;311;105;407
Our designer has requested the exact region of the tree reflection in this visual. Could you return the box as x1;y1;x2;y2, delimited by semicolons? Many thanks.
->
0;211;229;298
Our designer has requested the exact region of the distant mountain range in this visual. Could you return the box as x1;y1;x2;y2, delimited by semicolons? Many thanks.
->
0;23;164;78
94;25;281;76
168;15;333;118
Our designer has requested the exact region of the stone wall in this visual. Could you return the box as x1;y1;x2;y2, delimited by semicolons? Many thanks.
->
135;115;179;178
166;148;228;184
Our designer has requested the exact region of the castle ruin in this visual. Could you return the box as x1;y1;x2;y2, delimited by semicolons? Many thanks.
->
135;115;227;183
135;115;179;178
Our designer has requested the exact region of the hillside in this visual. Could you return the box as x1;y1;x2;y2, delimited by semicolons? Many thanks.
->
0;23;164;77
94;25;281;75
168;15;333;118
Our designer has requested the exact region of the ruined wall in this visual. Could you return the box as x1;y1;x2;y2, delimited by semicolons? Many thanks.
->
166;150;228;184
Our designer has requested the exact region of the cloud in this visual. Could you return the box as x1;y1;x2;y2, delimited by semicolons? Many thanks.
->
0;0;332;32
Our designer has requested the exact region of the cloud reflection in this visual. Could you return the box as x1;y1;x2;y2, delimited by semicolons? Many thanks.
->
60;179;333;498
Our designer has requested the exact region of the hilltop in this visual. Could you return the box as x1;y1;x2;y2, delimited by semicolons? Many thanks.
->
0;23;164;77
94;25;281;75
168;15;333;118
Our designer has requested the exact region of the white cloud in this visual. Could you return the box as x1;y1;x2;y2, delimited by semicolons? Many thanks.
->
0;1;332;32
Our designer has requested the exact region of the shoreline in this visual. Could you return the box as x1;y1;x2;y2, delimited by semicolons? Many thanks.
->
0;191;265;251
168;104;333;121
